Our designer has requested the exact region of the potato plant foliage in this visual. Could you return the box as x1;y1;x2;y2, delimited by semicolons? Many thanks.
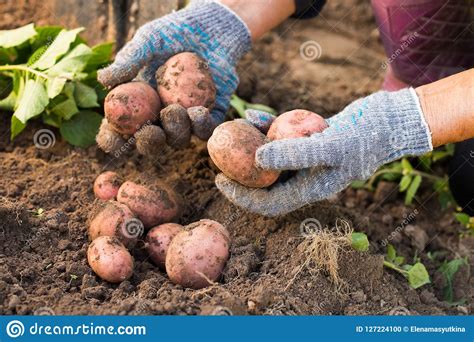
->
0;24;113;147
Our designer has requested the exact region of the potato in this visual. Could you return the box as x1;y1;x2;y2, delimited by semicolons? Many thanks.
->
93;171;123;200
87;236;134;283
267;109;328;140
134;124;166;156
145;223;184;268
156;52;216;109
166;219;230;289
105;81;161;135
208;120;280;187
160;104;191;148
88;201;141;248
117;181;180;228
187;106;216;141
96;118;126;154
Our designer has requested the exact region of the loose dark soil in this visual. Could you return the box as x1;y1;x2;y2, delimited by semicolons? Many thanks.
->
0;0;471;316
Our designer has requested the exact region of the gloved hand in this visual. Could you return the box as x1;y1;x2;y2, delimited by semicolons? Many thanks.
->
98;0;251;125
216;88;433;217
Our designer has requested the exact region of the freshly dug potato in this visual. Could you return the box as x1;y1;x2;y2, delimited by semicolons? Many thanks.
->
166;219;230;289
145;223;184;268
117;181;180;228
208;120;280;188
87;236;134;283
93;171;123;200
134;124;166;156
105;81;161;135
88;201;140;248
267;109;328;140
156;52;216;109
187;106;216;140
160;104;191;148
96;118;126;154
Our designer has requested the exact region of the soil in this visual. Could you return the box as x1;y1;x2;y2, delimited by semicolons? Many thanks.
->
0;0;471;316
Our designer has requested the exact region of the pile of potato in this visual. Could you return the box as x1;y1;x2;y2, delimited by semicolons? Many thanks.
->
90;50;328;289
88;172;230;289
96;52;217;156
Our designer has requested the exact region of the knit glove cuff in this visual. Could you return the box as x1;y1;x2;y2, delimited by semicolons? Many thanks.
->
185;0;252;64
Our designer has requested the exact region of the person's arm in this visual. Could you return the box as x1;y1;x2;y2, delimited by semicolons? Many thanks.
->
221;0;295;41
216;69;474;217
416;69;474;147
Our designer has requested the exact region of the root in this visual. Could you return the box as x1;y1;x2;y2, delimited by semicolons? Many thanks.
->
287;219;353;293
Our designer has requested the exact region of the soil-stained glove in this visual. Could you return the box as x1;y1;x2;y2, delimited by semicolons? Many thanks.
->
98;0;251;125
216;88;433;217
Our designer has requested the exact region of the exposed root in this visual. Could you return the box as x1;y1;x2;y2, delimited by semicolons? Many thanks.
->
287;219;353;293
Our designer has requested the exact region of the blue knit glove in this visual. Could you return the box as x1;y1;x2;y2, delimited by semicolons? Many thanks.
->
98;0;251;125
216;88;433;217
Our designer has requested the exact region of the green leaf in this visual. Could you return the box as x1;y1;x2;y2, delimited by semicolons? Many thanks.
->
230;94;247;118
31;26;63;51
31;27;84;70
394;256;405;266
82;78;107;103
405;175;422;205
438;258;467;302
389;161;403;172
350;180;366;189
49;97;79;120
351;232;369;252
46;77;67;98
62;82;75;98
454;213;470;226
46;43;92;77
418;154;432;170
73;81;98;108
246;103;277;115
0;47;18;64
11;115;26;140
406;262;430;289
59;110;102;147
0;75;13;97
27;45;48;65
444;143;455;156
0;91;17;111
84;42;113;71
13;79;49;124
0;23;37;48
386;244;396;263
42;112;62;128
381;172;402;182
399;174;412;192
432;150;450;163
401;158;413;173
229;94;277;118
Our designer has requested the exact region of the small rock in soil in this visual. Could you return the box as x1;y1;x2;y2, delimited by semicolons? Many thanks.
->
81;286;109;301
7;295;20;309
351;290;367;303
404;225;429;251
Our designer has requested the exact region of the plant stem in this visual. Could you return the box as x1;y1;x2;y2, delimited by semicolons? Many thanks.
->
0;64;49;79
410;170;443;182
367;167;444;189
383;260;408;276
